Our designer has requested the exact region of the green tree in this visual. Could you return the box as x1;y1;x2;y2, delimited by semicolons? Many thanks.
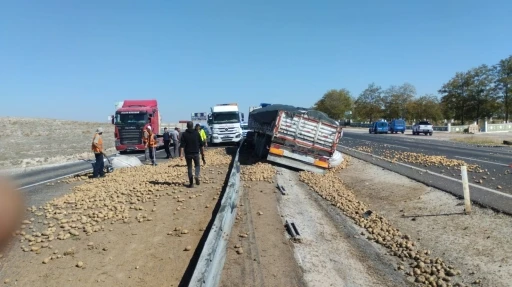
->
439;72;472;124
383;83;416;120
466;64;499;124
313;89;353;120
354;83;384;122
494;55;512;122
407;94;443;123
440;66;500;124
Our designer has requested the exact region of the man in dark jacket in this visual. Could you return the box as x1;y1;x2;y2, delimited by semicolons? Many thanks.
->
180;121;206;187
163;127;171;159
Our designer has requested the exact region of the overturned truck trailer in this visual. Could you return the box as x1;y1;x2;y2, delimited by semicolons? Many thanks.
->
248;104;343;174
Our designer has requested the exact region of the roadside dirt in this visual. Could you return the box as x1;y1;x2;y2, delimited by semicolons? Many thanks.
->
220;158;305;287
0;149;231;287
341;157;512;287
278;167;411;287
0;117;115;171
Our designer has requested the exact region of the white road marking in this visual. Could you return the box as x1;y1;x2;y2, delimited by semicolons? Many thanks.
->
382;143;410;150
454;156;510;167
18;169;92;190
340;145;512;199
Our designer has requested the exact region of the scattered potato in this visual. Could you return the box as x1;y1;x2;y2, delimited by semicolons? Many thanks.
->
299;166;468;286
241;163;276;182
184;246;192;251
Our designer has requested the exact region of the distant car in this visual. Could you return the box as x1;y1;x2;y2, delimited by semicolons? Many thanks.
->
389;119;406;134
412;121;433;136
369;121;388;134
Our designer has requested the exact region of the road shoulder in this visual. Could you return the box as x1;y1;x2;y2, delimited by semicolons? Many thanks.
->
341;157;512;287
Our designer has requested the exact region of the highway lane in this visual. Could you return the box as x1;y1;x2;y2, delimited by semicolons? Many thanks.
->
12;149;167;190
339;131;512;214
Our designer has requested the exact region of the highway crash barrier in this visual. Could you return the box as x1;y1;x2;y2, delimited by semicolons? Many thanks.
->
189;141;243;287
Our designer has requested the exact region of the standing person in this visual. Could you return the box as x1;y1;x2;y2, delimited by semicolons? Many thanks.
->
170;127;180;158
175;127;182;157
180;121;206;188
146;126;158;166
195;124;208;147
91;128;106;178
142;126;150;161
163;127;171;159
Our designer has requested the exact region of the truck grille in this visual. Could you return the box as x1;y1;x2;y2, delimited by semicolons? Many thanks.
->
119;129;142;145
217;127;237;134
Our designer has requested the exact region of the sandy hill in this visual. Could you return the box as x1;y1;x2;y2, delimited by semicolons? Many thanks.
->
0;117;115;171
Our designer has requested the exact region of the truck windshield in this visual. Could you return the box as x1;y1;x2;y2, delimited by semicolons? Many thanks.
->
115;113;148;125
212;112;240;124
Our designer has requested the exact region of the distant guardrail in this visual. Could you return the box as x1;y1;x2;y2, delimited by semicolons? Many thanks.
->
189;142;242;287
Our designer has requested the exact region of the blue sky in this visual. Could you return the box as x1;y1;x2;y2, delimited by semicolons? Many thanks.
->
1;0;511;122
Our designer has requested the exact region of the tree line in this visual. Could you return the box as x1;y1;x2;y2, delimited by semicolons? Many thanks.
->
313;55;512;125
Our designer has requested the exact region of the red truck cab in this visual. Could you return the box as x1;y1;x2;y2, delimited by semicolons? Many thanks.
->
113;99;163;153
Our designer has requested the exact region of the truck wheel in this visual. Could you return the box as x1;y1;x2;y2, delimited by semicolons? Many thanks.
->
401;131;404;134
424;132;428;135
429;132;433;136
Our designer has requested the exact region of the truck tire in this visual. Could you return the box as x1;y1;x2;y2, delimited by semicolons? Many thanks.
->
429;132;433;136
401;131;404;134
424;132;428;135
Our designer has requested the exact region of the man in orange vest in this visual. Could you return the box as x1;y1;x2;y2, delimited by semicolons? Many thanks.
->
91;127;106;178
146;126;158;166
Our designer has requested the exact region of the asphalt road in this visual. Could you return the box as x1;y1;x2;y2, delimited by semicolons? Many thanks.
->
11;149;168;190
339;130;512;214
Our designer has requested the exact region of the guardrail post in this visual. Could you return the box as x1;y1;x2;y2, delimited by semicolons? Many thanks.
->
461;165;471;214
447;123;451;132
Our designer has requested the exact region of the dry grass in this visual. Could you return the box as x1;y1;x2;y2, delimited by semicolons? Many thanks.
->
0;117;115;170
450;136;509;146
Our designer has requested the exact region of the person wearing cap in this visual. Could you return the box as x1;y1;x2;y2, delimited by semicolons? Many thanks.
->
195;124;208;147
180;121;206;187
163;127;171;159
145;126;158;166
91;127;106;178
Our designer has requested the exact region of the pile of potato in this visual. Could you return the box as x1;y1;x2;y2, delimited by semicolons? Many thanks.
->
9;149;232;264
299;169;467;287
382;151;482;172
241;163;276;182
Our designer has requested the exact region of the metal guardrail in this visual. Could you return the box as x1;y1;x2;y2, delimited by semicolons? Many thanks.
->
189;142;243;287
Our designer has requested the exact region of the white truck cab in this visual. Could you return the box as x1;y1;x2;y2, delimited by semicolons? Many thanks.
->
208;103;244;145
